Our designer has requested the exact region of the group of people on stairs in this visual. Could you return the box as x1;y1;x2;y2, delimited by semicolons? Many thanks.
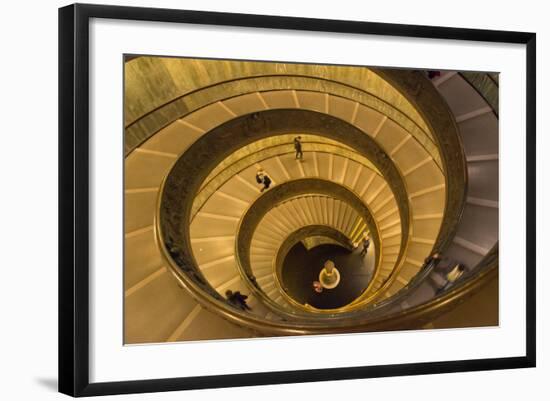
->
254;136;304;192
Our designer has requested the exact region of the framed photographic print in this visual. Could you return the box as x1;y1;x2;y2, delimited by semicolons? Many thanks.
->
58;3;536;397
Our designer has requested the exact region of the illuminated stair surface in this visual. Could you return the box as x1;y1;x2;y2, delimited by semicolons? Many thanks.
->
432;72;498;269
189;133;445;302
371;72;500;313
125;100;447;340
190;140;398;305
248;195;368;307
123;59;498;342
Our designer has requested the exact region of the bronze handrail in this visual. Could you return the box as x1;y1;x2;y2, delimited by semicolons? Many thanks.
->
153;71;475;331
236;196;367;316
157;199;498;334
156;155;497;330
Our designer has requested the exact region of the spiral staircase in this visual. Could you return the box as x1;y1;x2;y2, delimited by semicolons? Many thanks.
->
124;58;499;344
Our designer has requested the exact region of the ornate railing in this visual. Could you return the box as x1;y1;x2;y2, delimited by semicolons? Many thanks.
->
154;72;480;332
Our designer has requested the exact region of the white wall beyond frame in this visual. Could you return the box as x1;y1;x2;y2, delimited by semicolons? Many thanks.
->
1;1;547;400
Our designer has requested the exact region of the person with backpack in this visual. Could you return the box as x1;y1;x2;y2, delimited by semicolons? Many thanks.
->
225;290;251;310
255;169;272;192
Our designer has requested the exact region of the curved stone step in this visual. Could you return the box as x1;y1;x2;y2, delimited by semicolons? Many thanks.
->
249;195;365;306
189;146;444;302
433;72;498;271
124;78;453;339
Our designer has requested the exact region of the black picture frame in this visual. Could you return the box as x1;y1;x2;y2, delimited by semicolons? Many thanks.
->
58;3;536;397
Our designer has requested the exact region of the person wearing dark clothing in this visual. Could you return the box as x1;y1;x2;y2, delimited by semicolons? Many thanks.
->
225;290;251;310
360;232;370;257
262;174;272;191
294;136;303;160
256;169;272;192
